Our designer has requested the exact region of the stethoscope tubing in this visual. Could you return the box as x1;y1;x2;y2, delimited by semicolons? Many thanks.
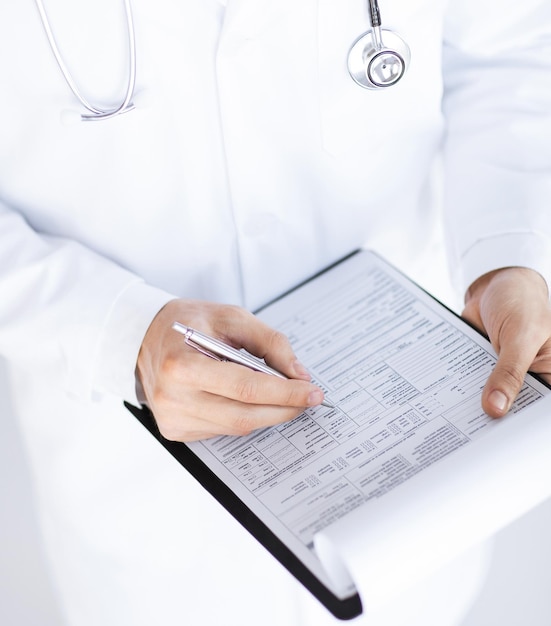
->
33;0;137;121
34;0;408;122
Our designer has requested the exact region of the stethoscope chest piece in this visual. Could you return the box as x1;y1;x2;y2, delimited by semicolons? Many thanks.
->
348;29;411;89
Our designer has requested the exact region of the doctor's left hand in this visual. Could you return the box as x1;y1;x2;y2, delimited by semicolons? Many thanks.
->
136;298;327;442
462;267;551;417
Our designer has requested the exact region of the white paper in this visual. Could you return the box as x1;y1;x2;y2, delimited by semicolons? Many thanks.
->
314;392;551;608
186;250;551;607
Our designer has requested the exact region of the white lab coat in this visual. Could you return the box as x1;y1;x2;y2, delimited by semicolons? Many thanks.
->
0;0;550;625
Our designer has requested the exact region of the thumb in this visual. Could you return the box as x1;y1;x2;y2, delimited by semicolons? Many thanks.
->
482;340;535;418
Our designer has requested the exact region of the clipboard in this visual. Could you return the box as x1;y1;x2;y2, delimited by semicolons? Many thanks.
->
125;249;551;620
124;401;362;619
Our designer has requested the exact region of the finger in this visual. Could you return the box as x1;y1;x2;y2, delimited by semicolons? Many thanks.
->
482;335;539;418
526;346;551;387
197;394;306;436
532;371;551;387
461;301;485;334
182;356;325;408
538;373;551;386
212;308;312;380
153;392;306;441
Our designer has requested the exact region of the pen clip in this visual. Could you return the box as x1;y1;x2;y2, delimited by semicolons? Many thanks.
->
184;336;224;362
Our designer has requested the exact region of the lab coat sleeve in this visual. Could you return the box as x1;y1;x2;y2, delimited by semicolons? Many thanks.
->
441;0;551;294
0;202;175;405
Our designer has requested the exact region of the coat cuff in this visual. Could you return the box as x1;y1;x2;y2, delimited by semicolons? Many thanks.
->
459;232;551;298
92;281;176;405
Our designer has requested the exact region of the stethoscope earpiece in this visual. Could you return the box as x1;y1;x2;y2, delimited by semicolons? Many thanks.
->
348;1;411;90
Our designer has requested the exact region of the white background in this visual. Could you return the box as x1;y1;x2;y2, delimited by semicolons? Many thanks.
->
2;352;551;626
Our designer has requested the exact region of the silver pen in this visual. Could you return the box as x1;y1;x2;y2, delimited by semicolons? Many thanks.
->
172;322;335;409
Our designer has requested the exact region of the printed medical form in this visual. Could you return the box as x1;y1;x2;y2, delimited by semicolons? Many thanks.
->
184;250;550;602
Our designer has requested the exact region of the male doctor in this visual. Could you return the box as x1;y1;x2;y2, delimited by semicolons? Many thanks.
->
1;0;551;625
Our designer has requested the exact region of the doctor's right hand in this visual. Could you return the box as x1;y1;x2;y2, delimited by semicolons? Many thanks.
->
136;299;326;442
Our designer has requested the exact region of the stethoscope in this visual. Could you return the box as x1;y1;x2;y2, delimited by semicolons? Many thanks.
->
348;0;411;89
34;0;410;123
34;0;136;122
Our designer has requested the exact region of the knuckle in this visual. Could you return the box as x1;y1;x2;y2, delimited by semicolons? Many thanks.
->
267;328;288;350
165;349;204;387
234;376;260;403
283;384;304;407
147;377;172;408
154;405;201;442
220;303;250;326
497;362;526;389
154;412;182;441
157;423;180;441
284;379;315;407
230;413;256;437
159;353;182;381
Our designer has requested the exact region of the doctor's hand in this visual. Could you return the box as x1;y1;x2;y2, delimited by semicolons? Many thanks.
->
136;299;326;441
462;267;551;418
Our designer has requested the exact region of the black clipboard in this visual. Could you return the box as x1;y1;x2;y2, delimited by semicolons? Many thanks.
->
124;401;362;619
125;251;365;619
124;249;551;620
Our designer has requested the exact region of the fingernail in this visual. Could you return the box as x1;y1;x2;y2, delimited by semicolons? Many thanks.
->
489;390;508;413
293;360;311;380
307;390;324;406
